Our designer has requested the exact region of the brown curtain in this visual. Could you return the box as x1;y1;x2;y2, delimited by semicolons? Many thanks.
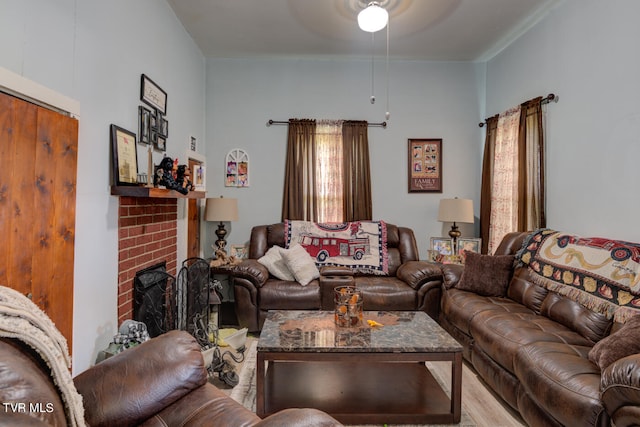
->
282;119;317;221
480;115;498;254
480;97;547;253
342;121;372;221
518;97;546;231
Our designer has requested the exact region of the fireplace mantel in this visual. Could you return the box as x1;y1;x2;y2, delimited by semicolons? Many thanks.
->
111;185;205;199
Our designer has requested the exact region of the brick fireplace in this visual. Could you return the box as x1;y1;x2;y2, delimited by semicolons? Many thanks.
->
117;197;178;324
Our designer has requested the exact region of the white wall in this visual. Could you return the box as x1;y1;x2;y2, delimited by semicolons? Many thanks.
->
486;0;640;241
0;0;206;372
204;57;484;255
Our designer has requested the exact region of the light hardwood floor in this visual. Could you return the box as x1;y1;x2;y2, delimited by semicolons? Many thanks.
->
218;335;526;426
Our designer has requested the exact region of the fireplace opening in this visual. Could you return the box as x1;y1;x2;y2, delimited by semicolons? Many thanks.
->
133;261;180;338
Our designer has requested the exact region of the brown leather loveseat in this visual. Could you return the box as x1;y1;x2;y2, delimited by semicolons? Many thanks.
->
438;230;640;427
229;222;442;331
1;329;343;426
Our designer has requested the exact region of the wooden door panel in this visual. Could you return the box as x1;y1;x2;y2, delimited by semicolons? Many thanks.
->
187;159;201;259
0;92;77;348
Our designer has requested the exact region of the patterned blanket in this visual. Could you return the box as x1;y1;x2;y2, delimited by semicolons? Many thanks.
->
516;229;640;322
285;220;388;275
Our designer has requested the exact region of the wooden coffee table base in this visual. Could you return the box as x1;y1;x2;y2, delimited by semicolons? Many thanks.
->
257;356;462;424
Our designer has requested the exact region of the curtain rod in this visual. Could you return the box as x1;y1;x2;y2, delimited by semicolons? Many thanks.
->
478;93;558;128
266;119;387;128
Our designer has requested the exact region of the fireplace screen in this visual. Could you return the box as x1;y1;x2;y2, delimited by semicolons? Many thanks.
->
133;258;213;340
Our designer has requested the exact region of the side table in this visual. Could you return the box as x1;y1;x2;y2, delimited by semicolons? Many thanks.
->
209;265;240;327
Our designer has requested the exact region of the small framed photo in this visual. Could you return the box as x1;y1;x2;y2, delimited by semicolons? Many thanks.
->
138;106;151;144
140;74;167;114
110;124;139;186
158;117;168;138
155;135;166;151
190;136;197;151
457;238;482;256
193;164;206;191
430;237;454;256
230;244;248;260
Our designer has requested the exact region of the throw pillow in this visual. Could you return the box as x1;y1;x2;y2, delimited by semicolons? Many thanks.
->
257;246;295;281
454;251;515;297
588;315;640;370
282;244;320;286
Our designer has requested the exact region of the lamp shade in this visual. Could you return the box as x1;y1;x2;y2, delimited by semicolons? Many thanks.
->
437;198;474;224
357;2;388;32
205;197;238;222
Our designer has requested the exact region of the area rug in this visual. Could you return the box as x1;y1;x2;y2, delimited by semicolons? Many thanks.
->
229;341;477;427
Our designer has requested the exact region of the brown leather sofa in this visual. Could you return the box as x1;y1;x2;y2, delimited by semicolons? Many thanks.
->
1;330;342;427
438;231;640;427
230;222;443;331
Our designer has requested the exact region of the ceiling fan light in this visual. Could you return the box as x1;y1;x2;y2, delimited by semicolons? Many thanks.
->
357;2;389;33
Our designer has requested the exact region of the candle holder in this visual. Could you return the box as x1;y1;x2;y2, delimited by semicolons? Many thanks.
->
334;286;363;328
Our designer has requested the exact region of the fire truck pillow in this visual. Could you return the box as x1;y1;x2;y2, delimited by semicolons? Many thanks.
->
282;244;320;286
284;220;389;275
258;246;295;281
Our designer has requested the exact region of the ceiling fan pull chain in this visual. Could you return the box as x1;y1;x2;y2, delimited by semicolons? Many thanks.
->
370;31;376;104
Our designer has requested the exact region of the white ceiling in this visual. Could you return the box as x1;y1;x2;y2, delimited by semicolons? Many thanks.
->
168;0;561;61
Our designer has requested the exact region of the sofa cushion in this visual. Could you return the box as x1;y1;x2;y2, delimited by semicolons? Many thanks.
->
258;279;321;310
506;268;549;314
282;244;320;286
514;341;605;427
589;315;640;370
454;251;515;297
541;291;612;343
354;276;416;310
441;288;531;336
471;310;593;374
258;246;295;281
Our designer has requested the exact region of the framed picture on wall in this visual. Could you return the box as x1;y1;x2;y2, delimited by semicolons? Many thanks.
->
140;74;167;114
110;124;139;186
408;138;442;192
138;106;151;144
193;164;206;191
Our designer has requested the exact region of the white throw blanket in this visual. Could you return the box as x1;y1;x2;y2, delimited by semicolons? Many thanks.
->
0;286;85;426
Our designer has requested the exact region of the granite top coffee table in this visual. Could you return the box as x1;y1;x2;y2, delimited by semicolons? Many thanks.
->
256;310;463;424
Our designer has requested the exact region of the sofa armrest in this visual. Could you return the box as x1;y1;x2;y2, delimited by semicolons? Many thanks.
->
74;330;207;427
230;259;269;287
601;353;640;426
396;261;442;290
256;408;343;427
441;263;465;289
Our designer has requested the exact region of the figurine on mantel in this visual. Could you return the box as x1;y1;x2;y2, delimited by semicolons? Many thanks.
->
176;165;195;192
154;156;188;194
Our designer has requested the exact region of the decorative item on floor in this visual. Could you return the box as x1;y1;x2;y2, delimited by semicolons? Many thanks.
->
200;326;248;387
205;196;239;254
154;156;188;194
110;124;139;186
409;138;443;192
438;197;474;252
225;149;249;187
334;286;363;327
96;320;150;362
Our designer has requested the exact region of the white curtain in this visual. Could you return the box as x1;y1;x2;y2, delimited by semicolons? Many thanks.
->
488;106;521;254
315;120;344;223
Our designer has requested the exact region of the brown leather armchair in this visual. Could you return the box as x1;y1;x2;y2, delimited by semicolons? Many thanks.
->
230;222;443;331
1;330;342;427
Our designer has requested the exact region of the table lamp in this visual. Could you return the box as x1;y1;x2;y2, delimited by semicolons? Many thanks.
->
437;198;474;253
205;196;239;254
